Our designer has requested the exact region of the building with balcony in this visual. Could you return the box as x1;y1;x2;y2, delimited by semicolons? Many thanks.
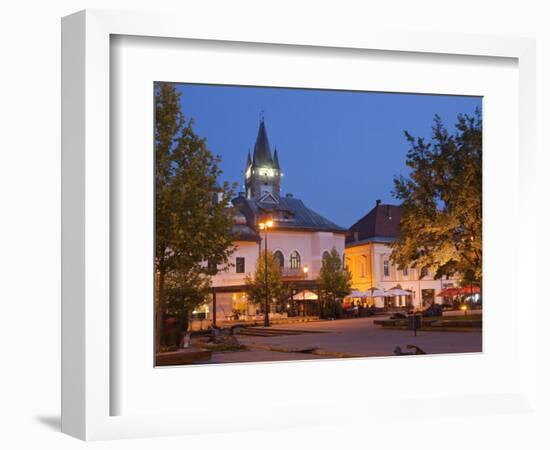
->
345;201;457;309
208;118;347;322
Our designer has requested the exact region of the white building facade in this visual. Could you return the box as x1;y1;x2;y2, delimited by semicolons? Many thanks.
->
208;119;346;322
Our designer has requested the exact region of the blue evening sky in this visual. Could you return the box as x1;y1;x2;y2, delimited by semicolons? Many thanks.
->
174;83;481;228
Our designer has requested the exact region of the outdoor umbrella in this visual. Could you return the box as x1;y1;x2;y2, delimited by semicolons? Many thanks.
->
292;289;319;301
385;288;413;297
364;287;388;297
458;284;481;295
345;290;368;298
436;287;460;297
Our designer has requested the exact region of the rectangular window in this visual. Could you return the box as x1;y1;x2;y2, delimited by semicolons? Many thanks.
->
403;266;409;277
383;260;390;277
207;259;217;274
345;258;351;275
236;257;245;273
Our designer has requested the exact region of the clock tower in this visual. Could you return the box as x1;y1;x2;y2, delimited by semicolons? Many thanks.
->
244;117;282;201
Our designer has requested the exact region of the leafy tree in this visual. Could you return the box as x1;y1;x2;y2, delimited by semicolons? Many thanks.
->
244;250;291;313
163;268;211;346
391;110;482;284
318;247;351;318
155;82;236;351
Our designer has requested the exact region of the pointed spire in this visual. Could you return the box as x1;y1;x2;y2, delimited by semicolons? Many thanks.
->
246;150;252;169
252;116;273;167
273;146;280;170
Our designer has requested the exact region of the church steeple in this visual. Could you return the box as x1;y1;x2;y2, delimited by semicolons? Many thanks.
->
252;118;273;167
273;147;280;170
245;117;282;201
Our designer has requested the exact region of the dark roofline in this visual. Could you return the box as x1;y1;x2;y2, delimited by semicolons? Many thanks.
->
271;225;349;235
345;236;396;248
230;230;261;242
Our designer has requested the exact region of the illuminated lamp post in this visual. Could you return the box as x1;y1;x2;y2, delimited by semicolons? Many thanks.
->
302;265;309;317
258;219;274;327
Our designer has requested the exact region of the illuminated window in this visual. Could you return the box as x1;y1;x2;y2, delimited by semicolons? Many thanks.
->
236;257;245;273
273;251;284;268
383;260;390;277
290;251;301;269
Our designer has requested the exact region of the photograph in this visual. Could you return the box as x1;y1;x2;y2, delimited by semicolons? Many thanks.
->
154;82;482;366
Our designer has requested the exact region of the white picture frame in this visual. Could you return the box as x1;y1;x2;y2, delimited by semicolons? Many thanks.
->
61;9;537;441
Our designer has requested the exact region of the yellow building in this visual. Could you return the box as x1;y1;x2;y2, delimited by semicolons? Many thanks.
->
345;201;457;309
344;243;376;293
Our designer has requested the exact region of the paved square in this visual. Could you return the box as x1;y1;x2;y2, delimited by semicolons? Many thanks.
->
204;316;482;364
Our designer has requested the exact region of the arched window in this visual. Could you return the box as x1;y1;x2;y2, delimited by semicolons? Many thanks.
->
289;251;301;269
322;251;330;266
273;250;284;268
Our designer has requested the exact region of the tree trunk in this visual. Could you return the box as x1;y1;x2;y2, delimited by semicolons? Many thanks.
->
155;267;166;353
178;309;190;349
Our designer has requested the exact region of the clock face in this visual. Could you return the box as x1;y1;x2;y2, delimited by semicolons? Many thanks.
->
261;167;275;177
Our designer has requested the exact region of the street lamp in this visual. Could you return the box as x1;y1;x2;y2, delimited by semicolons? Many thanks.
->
258;218;274;327
301;266;309;317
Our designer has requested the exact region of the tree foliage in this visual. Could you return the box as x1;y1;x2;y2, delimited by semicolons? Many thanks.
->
318;247;352;318
244;250;291;312
163;269;211;333
391;110;482;284
155;82;236;344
